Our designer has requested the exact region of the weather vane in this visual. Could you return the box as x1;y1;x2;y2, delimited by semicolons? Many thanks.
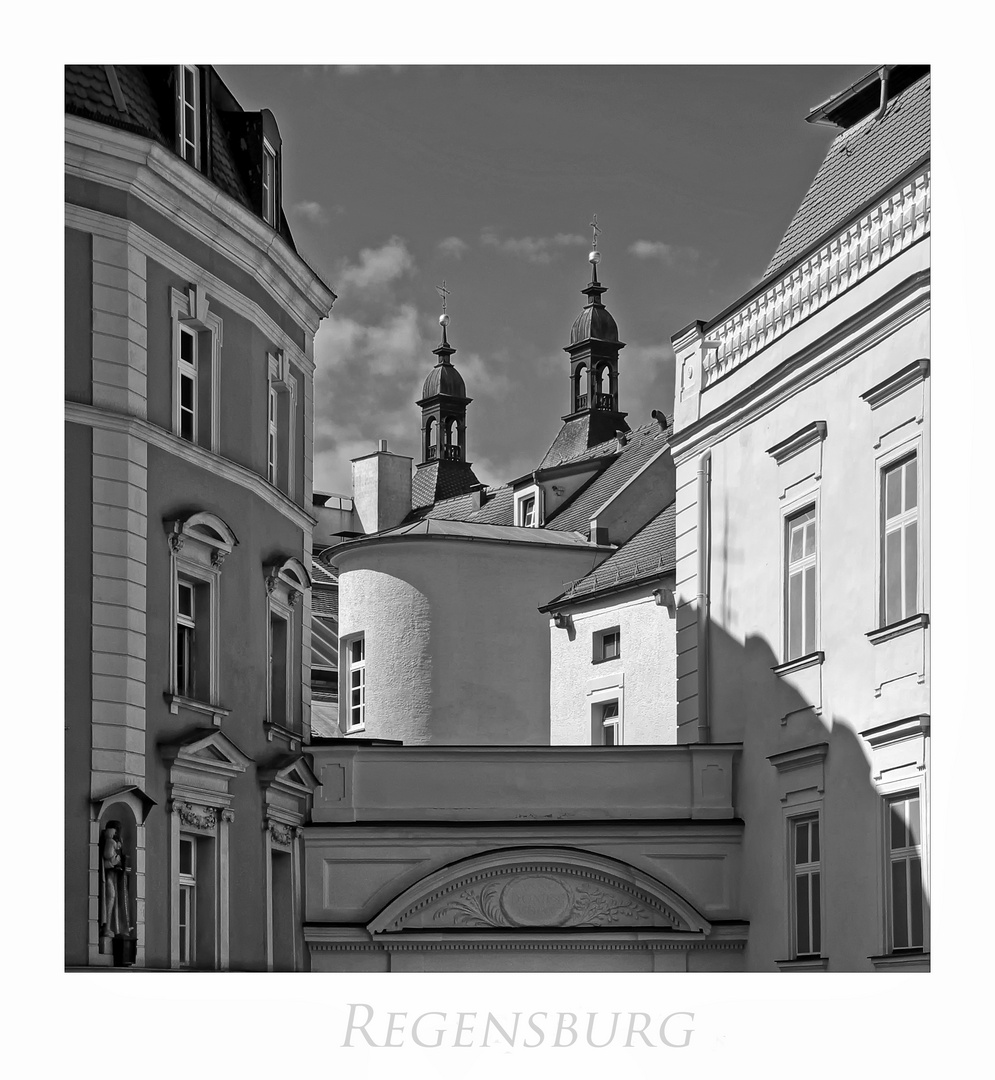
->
590;213;602;250
589;214;603;266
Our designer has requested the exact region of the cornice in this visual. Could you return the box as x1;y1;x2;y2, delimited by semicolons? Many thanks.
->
866;612;929;645
861;358;930;409
766;422;827;465
767;742;829;774
65;115;335;335
670;269;930;463
775;956;829;971
66;401;316;532
771;651;825;678
860;714;929;749
66;203;314;377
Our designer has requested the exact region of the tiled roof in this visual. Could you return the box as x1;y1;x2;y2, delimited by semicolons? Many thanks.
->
545;420;670;533
411;460;481;509
413;484;516;526
763;71;930;281
311;589;338;619
310;701;339;739
310;558;338;587
547;500;677;607
539;414;631;470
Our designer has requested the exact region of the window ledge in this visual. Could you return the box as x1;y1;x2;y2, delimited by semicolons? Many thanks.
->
772;651;824;677
775;956;829;971
866;613;929;645
264;721;304;752
344;725;367;736
868;951;929;971
164;694;230;726
591;656;622;666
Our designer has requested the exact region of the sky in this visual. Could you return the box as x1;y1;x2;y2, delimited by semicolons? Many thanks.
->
217;64;869;495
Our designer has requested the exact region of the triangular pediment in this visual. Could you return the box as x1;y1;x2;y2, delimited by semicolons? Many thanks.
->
260;754;319;795
162;729;252;773
369;848;710;935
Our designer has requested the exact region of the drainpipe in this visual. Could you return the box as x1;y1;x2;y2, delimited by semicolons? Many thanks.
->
696;450;711;743
872;66;890;121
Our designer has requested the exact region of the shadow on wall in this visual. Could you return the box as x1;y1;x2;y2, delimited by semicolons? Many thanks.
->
703;619;928;970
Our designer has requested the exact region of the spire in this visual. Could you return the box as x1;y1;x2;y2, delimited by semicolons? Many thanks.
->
433;280;455;362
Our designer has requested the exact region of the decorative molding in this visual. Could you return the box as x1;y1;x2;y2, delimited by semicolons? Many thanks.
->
775;956;829;971
766;422;827;465
268;821;295;847
772;651;825;678
263;721;303;752
65;117;335;336
866;612;929;645
869;951;929;971
703;167;929;387
860;714;929;751
768;743;828;802
173;802;218;831
164;693;231;726
861;359;930;409
66;401;317;532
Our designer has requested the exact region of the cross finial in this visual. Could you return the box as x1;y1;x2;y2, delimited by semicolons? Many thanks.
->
590;213;602;250
435;280;450;315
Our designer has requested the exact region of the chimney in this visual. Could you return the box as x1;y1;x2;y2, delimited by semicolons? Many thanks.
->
590;523;610;546
469;482;486;510
351;439;413;534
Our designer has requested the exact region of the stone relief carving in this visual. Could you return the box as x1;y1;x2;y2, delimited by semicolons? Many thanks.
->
428;872;670;930
168;533;184;553
211;549;226;568
268;821;294;846
173;803;217;830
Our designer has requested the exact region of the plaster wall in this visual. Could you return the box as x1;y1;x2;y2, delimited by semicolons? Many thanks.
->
351;451;413;533
671;248;930;969
549;581;677;745
336;538;609;744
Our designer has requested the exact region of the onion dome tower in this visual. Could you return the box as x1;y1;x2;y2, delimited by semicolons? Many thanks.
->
539;242;629;469
412;307;481;509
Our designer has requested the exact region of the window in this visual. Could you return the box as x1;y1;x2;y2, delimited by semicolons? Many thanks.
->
174;576;210;702
888;794;925;951
262;140;277;226
426;417;438;460
514;485;542;528
347;636;366;731
269;611;290;727
600;700;620;745
791;816;822;958
520;496;536;528
593;626;621;663
171;287;223;453
882;455;918;625
177;65;200;168
785;506;817;660
267;384;278;484
177;326;198;443
178;837;196;967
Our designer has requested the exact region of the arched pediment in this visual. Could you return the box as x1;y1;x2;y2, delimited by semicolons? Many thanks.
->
368;847;711;935
167;511;239;553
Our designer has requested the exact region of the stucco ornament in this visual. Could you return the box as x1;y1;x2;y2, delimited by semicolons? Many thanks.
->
433;873;658;929
269;821;294;846
175;803;217;830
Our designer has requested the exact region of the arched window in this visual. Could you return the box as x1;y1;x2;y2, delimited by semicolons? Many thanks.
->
574;364;587;411
426;417;438;460
595;364;613;410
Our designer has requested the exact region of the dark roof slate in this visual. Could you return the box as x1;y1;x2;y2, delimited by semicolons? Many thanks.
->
413;484;516;526
539;414;630;471
549;500;677;606
411;460;481;510
545;420;670;533
763;71;930;281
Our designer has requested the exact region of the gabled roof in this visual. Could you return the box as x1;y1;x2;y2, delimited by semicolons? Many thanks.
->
545;419;670;533
762;69;930;282
544;500;676;609
412;484;516;526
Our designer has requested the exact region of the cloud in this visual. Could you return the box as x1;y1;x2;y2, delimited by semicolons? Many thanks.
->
291;200;329;226
438;236;470;259
480;229;587;264
334;236;415;294
628;240;700;266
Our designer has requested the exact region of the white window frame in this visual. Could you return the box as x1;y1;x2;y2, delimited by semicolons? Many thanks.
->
262;138;277;226
878;445;922;627
594;625;621;663
177;835;196;967
267;351;297;497
175;578;198;699
171;287;223;454
783;499;819;662
885;791;926;953
588;680;624;747
789;813;823;959
264;557;310;740
177;64;200;169
600;699;621;746
343;634;366;732
514;484;542;528
177;325;198;443
267;596;293;730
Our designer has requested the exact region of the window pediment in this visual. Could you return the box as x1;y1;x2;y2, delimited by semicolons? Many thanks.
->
265;556;311;603
367;848;710;935
167;512;238;562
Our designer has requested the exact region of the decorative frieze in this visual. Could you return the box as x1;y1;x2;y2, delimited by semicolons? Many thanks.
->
703;167;930;386
173;802;218;831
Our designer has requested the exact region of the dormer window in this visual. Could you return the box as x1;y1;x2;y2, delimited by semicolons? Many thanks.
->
177;65;200;168
262;139;277;226
514;485;542;528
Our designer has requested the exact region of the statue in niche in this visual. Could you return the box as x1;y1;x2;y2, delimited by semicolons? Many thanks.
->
99;820;132;943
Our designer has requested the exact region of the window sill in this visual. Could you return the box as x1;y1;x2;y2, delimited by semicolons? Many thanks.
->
591;656;622;666
165;693;230;726
775;956;829;971
264;720;304;752
772;651;824;677
344;725;366;736
868;951;929;971
866;613;929;645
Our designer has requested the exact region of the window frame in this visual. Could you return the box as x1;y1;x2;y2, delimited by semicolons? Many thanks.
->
177;835;197;967
177;64;200;169
879;450;921;627
343;634;366;733
171;287;223;455
885;790;927;953
789;813;823;960
592;625;621;664
514;484;542;528
783;500;819;662
600;699;621;746
267;351;297;496
262;138;277;227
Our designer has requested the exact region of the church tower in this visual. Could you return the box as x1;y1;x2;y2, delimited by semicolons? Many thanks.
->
411;310;481;509
539;244;629;469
